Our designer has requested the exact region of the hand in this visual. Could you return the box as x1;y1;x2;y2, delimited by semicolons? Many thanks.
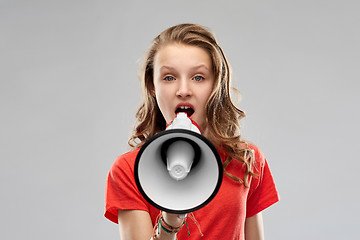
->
162;212;186;228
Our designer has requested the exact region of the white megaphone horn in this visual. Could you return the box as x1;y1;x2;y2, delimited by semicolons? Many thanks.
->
134;113;223;214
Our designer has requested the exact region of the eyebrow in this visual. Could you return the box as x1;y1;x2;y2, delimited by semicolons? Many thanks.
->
159;64;211;72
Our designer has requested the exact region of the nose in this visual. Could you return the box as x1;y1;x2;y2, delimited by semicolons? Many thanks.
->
176;79;192;98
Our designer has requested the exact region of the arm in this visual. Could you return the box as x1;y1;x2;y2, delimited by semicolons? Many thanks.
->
244;213;264;240
118;210;153;240
117;210;184;240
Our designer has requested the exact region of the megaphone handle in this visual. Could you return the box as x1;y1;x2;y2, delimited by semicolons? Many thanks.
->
178;213;187;219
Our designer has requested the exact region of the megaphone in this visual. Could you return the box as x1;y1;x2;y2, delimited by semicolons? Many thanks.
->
134;113;223;214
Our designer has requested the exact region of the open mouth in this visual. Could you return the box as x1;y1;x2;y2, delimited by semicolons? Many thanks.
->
175;105;194;117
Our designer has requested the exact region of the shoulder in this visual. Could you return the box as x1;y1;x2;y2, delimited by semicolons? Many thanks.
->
109;148;141;174
114;148;140;164
245;142;279;216
246;142;271;188
247;142;266;168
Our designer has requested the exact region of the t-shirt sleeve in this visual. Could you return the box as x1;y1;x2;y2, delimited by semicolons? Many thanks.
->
246;147;279;218
104;152;149;224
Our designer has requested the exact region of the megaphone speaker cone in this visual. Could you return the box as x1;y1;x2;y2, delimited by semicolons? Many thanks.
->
134;129;223;214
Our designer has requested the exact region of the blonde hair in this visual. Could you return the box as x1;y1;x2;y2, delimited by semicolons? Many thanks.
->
129;23;256;186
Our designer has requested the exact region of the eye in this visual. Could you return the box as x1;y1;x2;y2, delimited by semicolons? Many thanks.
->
164;76;175;81
193;75;205;81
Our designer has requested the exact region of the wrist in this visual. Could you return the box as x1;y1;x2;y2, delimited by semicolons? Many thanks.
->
153;212;186;239
160;216;184;234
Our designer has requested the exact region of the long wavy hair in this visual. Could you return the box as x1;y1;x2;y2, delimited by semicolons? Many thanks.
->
128;23;256;187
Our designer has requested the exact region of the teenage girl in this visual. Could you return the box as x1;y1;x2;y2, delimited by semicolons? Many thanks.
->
105;23;279;240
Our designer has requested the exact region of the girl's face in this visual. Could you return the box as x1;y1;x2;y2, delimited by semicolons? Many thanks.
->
152;43;215;136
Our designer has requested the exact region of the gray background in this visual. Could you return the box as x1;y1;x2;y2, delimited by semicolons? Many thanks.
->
1;0;359;239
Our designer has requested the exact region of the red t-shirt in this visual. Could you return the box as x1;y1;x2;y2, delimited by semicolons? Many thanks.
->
105;144;279;239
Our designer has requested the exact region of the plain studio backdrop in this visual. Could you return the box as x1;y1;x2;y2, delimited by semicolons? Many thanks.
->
1;0;359;239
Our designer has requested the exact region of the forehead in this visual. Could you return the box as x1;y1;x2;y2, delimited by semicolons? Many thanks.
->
154;43;213;71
